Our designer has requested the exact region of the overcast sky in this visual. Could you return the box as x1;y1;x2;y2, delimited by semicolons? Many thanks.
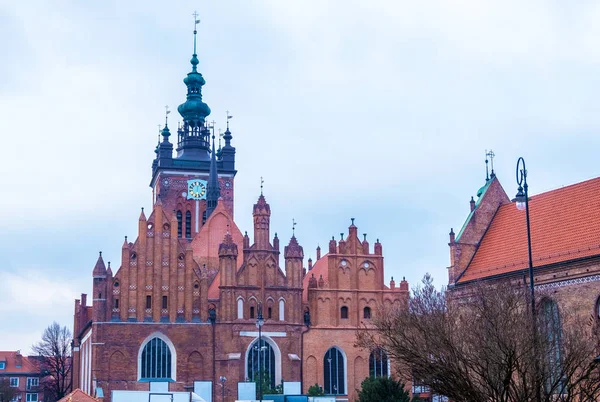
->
2;1;600;354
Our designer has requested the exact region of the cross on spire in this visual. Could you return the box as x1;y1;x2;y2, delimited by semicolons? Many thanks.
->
487;149;496;177
192;11;200;55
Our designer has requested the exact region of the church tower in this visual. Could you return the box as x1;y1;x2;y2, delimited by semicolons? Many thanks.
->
150;21;237;239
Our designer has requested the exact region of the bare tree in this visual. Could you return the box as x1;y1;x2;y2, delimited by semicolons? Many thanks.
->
0;378;18;402
32;322;72;401
356;274;600;402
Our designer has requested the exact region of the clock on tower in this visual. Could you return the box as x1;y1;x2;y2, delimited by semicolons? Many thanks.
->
187;179;207;200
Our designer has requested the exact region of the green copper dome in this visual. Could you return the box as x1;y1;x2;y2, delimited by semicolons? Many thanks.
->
177;54;210;122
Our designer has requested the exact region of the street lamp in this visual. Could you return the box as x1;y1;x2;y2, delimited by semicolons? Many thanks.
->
514;157;542;402
219;376;227;402
256;302;265;402
513;157;535;316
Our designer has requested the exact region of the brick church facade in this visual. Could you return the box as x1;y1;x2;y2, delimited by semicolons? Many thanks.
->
72;25;407;402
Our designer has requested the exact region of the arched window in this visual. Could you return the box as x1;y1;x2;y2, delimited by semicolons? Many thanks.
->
324;347;345;395
247;339;276;389
185;211;192;238
268;307;272;319
139;337;174;381
250;306;255;319
369;348;389;377
363;306;371;319
542;299;563;389
340;306;348;319
176;211;182;238
237;298;244;319
279;299;285;321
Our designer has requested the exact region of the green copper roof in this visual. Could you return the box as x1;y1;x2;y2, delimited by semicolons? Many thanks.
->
455;177;494;241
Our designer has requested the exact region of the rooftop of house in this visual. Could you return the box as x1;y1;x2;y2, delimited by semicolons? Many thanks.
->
57;389;99;402
458;176;600;283
0;351;41;374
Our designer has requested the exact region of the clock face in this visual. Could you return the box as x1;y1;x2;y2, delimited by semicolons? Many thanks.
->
187;179;207;200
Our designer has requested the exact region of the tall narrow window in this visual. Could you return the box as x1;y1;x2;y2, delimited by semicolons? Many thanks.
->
146;296;152;309
114;298;119;309
202;210;207;224
185;211;192;238
363;306;371;319
176;211;182;238
341;306;349;319
324;347;345;395
542;299;563;391
268;307;272;319
140;337;173;381
279;299;285;321
369;348;389;377
237;299;244;319
162;296;168;309
250;306;255;319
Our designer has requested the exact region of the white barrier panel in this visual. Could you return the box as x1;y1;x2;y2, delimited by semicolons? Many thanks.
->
112;390;207;402
237;382;256;400
283;381;301;395
194;381;213;402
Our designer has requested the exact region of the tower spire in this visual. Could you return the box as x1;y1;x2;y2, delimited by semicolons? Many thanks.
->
206;133;220;218
176;11;211;160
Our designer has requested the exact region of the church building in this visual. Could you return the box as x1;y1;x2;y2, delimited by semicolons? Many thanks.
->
72;23;408;402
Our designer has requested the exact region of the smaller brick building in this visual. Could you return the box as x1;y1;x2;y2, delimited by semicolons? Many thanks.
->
0;351;44;402
448;171;600;355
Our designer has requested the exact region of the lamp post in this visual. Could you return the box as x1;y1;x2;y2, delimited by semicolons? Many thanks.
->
219;376;227;402
256;302;265;402
513;157;535;316
514;157;540;402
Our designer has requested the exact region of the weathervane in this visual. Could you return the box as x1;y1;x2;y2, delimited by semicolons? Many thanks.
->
165;105;170;126
260;176;264;195
226;110;233;129
292;218;297;236
192;11;200;54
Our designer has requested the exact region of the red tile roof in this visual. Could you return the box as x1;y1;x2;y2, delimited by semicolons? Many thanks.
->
0;351;40;373
57;389;99;402
459;177;600;282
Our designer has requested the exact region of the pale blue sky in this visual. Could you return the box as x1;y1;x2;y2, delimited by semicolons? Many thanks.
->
1;1;600;353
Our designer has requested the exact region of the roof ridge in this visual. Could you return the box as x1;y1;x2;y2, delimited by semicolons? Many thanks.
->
529;176;600;200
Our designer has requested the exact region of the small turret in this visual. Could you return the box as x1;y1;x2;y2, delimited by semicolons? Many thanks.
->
308;258;313;270
253;194;271;250
374;238;382;256
273;233;279;252
93;251;107;278
329;236;337;254
470;196;475;212
285;235;304;288
399;276;409;291
338;233;347;254
316;245;321;260
362;233;369;254
449;228;455;244
389;276;395;290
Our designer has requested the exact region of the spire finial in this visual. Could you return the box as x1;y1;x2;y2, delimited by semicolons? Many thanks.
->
165;105;170;126
157;124;161;145
260;176;264;195
487;149;496;178
292;218;297;236
351;217;355;226
192;11;200;55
